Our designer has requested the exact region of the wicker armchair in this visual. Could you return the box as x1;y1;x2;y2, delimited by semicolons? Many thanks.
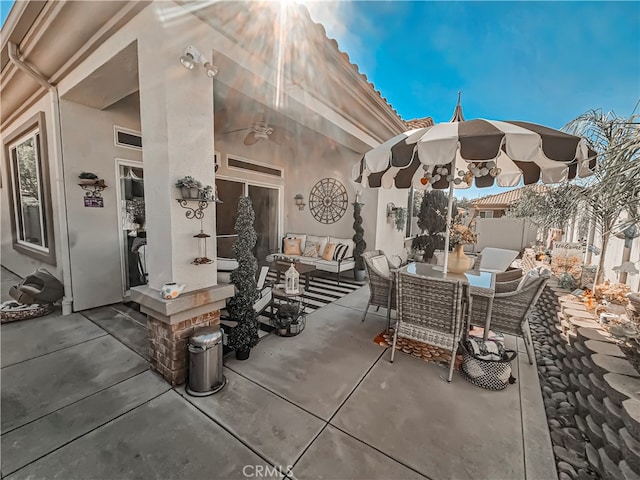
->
361;250;397;330
392;271;468;382
468;275;548;364
494;268;523;283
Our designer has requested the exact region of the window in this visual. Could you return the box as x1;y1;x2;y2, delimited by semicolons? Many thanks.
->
227;155;283;178
4;112;55;264
479;211;494;219
114;126;142;150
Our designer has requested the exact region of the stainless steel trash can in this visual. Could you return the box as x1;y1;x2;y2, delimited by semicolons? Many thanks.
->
186;326;226;396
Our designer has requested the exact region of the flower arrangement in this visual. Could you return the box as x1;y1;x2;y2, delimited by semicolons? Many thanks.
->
551;255;582;278
445;211;477;246
593;281;631;306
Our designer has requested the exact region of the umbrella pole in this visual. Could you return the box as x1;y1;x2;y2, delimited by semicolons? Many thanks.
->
442;180;455;275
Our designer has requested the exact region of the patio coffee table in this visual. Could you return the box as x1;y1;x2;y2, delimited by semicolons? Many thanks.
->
269;261;316;290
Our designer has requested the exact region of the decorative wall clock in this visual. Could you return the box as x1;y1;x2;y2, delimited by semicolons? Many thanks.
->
308;178;348;224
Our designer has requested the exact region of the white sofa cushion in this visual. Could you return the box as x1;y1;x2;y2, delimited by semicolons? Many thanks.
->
315;258;356;273
329;237;355;258
217;257;239;271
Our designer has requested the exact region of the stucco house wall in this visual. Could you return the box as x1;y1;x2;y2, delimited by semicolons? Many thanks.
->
59;96;142;310
0;93;65;280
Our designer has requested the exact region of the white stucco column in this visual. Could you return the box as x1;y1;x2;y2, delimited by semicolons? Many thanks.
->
137;34;217;293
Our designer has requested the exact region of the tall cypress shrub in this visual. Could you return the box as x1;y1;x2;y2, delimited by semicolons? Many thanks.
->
353;202;366;271
227;196;259;352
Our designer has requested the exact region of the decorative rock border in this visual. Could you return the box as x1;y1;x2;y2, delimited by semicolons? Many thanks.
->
530;284;640;480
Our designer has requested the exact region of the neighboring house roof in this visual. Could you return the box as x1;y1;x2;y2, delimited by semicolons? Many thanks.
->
471;184;548;208
405;117;435;129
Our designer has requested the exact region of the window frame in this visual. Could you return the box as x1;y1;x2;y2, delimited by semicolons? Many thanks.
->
4;112;56;264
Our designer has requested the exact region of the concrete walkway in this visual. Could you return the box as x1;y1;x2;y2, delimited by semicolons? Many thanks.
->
1;267;555;479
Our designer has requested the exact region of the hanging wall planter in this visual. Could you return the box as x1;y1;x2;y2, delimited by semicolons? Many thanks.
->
175;176;202;199
394;207;407;232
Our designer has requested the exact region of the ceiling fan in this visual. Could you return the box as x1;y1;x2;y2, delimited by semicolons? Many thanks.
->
223;116;282;146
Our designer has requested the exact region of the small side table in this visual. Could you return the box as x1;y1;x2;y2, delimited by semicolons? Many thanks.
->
271;287;307;336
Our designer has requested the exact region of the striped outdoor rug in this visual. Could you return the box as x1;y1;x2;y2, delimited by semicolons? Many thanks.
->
258;271;362;332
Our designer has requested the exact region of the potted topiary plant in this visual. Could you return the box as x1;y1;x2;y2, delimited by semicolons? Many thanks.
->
352;201;366;281
227;196;260;360
175;176;202;199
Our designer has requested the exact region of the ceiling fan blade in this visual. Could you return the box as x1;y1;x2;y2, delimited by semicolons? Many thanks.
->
244;131;260;146
223;127;250;135
269;126;293;145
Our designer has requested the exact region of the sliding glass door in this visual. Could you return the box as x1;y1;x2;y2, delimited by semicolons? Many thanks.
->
216;179;280;262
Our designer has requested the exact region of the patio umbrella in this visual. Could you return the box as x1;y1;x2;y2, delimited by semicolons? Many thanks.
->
353;98;597;273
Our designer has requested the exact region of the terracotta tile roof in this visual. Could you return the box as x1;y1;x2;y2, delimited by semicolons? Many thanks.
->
405;117;435;129
297;4;406;124
471;184;548;207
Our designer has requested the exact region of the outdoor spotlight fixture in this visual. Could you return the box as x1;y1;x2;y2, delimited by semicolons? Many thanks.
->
294;193;305;210
179;46;218;77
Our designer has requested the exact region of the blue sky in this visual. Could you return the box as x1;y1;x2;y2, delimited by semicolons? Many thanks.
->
304;0;640;198
2;1;638;199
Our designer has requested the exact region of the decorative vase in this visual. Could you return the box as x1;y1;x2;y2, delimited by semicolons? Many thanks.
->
235;349;250;361
447;244;473;274
354;269;366;281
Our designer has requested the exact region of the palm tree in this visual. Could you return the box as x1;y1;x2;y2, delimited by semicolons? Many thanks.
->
563;108;640;285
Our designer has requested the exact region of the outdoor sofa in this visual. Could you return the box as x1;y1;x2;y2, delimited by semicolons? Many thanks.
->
265;233;356;283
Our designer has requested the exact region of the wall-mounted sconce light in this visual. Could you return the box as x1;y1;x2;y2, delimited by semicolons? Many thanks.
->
179;46;218;78
386;202;397;218
294;194;306;211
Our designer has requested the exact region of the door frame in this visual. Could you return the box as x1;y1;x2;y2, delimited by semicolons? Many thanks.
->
216;174;283;256
114;157;144;297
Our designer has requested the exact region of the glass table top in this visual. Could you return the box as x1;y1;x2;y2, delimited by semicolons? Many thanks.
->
403;262;495;291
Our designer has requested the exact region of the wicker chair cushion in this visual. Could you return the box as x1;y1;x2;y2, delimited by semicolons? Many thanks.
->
370;255;391;279
517;266;551;291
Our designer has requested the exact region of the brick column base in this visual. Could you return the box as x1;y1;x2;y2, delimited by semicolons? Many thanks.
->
147;310;220;386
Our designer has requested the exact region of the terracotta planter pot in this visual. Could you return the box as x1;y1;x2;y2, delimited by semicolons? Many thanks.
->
448;244;473;273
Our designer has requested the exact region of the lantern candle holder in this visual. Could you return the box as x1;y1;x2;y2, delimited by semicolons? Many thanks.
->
285;263;300;294
193;230;213;265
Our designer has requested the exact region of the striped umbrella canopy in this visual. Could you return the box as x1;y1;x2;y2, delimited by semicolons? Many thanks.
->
352;119;596;190
352;100;597;274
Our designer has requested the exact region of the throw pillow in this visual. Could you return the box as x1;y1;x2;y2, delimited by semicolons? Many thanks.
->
283;238;302;256
304;241;320;258
322;243;336;261
333;243;349;262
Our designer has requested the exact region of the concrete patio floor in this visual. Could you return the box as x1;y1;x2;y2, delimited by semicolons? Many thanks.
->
1;267;555;479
